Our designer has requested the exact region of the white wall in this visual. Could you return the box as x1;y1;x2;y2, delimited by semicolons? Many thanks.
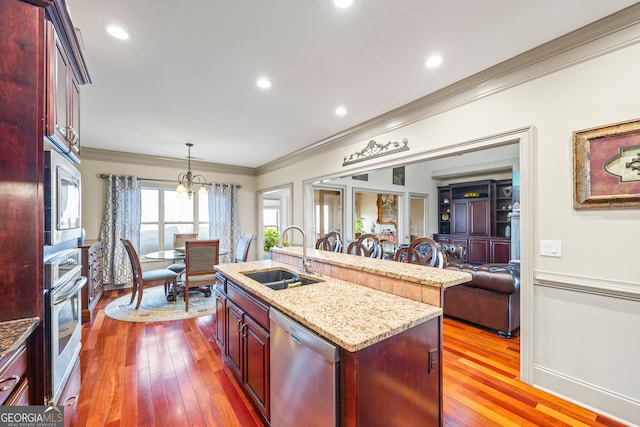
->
255;25;640;425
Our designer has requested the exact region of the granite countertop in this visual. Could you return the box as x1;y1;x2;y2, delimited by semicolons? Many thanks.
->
0;317;40;361
216;260;443;352
272;246;470;288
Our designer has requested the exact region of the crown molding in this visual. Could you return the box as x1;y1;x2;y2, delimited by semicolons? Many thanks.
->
81;147;257;176
256;3;640;175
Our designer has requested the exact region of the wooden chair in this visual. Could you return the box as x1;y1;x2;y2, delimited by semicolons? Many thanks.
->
315;231;342;252
168;233;198;274
235;233;253;262
120;238;178;309
405;237;447;268
394;243;410;262
181;239;219;311
346;234;383;259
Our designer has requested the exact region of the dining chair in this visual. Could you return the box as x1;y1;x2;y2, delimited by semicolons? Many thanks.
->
235;233;253;262
181;239;219;311
315;231;342;252
405;237;448;268
120;238;178;309
167;233;198;274
346;234;383;259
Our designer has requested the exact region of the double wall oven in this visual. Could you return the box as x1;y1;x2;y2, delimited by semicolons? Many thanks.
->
44;149;85;405
44;249;86;404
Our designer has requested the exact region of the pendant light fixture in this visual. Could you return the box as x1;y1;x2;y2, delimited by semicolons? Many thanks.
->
176;143;208;198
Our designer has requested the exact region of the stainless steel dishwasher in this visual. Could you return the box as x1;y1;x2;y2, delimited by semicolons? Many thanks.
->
270;308;340;427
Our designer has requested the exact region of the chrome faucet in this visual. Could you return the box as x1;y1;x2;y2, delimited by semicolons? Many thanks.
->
280;225;311;274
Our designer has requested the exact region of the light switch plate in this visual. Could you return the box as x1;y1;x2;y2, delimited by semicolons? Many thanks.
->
541;240;562;257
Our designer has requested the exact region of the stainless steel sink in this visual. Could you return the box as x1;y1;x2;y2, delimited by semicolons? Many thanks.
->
242;269;323;290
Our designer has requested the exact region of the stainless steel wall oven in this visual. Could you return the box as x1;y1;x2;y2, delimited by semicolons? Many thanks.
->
44;248;86;404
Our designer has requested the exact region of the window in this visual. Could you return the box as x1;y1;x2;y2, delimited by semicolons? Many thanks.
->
262;198;280;233
140;186;209;255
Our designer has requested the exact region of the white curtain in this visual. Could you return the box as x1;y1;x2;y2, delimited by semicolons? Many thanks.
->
100;175;142;286
208;184;240;262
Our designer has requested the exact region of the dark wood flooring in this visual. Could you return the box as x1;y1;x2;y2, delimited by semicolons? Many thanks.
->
72;289;627;426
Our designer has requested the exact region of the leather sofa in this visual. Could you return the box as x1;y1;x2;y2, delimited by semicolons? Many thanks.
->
443;263;520;338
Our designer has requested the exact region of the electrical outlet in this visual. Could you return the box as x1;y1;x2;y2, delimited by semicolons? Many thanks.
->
541;240;562;257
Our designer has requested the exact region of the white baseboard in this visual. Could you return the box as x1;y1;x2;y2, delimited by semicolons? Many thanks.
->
533;364;640;427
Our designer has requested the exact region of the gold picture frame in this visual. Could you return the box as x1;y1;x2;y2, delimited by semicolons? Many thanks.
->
573;118;640;209
377;194;398;224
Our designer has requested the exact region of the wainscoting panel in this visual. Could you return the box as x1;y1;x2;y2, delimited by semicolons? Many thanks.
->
533;271;640;426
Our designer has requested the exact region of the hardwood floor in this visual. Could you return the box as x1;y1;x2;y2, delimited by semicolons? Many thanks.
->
73;290;627;427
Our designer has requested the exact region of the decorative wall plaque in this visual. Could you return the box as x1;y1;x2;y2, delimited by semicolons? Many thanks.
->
343;138;409;166
573;118;640;209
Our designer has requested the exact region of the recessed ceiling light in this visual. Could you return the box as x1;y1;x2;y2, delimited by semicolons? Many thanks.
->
106;25;129;40
334;0;353;9
257;77;271;89
335;106;347;116
425;55;443;68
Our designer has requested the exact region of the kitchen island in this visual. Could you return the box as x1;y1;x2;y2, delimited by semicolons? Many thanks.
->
215;254;471;426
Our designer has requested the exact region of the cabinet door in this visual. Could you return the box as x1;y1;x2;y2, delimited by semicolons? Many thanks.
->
467;239;489;264
68;76;81;157
469;200;489;236
225;299;244;381
491;239;511;264
47;25;70;152
451;202;468;234
215;292;226;352
243;315;270;419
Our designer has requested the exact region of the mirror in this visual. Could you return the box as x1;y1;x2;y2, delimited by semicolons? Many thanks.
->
377;194;398;225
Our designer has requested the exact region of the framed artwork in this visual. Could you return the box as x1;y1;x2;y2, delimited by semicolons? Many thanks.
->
377;194;398;224
393;166;405;185
573;118;640;209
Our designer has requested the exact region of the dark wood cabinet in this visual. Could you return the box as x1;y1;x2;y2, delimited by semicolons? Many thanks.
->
57;357;81;427
215;291;227;353
467;238;489;264
243;315;270;418
217;278;270;423
225;299;244;380
0;0;85;404
490;238;511;264
493;179;514;238
452;199;489;236
437;179;513;264
45;5;90;162
341;316;442;426
0;345;29;406
80;241;103;324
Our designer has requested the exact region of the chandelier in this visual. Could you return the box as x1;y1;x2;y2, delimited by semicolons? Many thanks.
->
176;143;208;198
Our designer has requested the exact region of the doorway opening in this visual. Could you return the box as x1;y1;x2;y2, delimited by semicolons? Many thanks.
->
257;185;292;259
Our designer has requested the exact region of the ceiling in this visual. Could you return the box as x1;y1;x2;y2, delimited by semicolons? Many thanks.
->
67;0;638;168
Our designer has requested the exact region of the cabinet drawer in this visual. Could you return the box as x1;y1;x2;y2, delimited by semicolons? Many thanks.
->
4;379;29;406
227;281;269;329
0;345;27;405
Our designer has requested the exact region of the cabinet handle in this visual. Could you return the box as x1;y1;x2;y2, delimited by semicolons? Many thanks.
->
237;318;243;332
63;394;78;407
67;127;79;145
55;123;70;140
241;323;248;338
0;375;20;391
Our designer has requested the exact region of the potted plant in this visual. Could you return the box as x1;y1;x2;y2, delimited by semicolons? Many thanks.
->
263;228;280;258
355;217;365;238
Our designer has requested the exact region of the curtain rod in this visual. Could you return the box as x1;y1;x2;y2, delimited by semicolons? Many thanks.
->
98;174;241;188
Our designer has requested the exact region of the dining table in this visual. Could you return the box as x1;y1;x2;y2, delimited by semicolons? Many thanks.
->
145;248;230;261
145;248;231;301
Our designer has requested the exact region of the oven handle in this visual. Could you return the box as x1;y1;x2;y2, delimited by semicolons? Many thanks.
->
53;276;87;305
